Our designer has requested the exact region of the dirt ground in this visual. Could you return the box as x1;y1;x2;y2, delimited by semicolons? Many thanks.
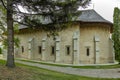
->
0;65;33;80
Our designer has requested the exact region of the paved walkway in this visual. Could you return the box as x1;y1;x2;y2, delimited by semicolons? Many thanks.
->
16;60;120;78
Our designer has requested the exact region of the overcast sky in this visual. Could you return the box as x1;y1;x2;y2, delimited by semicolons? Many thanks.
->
87;0;120;22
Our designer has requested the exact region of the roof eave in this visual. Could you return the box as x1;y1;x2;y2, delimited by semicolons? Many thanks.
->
78;21;113;33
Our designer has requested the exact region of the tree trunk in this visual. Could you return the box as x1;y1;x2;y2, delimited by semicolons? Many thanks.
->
6;0;15;68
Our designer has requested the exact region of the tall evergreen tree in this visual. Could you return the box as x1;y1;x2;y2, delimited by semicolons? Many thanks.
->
6;0;15;67
0;0;90;68
112;7;120;64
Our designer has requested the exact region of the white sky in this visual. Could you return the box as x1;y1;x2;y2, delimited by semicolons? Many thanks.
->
87;0;120;22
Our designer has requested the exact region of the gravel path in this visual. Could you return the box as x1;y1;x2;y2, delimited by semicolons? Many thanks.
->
16;60;120;78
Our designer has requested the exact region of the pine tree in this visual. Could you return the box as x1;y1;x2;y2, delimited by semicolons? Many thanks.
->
0;0;90;68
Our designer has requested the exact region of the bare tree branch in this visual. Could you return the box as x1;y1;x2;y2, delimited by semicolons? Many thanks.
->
14;20;31;27
0;0;7;9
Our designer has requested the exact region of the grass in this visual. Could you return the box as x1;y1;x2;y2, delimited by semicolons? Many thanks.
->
17;59;120;69
0;59;120;80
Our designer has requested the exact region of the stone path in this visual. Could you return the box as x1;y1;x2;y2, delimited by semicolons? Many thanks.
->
16;60;120;78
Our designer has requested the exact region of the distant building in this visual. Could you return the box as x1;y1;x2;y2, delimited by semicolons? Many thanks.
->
14;10;114;64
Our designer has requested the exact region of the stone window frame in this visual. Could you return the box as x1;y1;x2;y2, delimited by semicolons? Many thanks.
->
21;46;24;53
38;46;42;54
51;46;55;55
65;45;71;55
86;47;90;56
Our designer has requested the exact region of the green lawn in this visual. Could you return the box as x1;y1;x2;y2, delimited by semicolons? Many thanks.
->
0;59;120;80
17;59;120;69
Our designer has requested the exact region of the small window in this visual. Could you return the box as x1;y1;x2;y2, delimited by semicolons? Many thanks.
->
38;46;42;54
86;48;90;56
66;46;70;55
22;46;24;53
51;46;55;55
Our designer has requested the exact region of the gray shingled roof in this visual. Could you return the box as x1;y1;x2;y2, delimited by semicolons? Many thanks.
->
19;9;112;29
75;9;111;23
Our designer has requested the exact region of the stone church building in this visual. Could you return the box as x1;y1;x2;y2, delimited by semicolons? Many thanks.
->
15;10;114;64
